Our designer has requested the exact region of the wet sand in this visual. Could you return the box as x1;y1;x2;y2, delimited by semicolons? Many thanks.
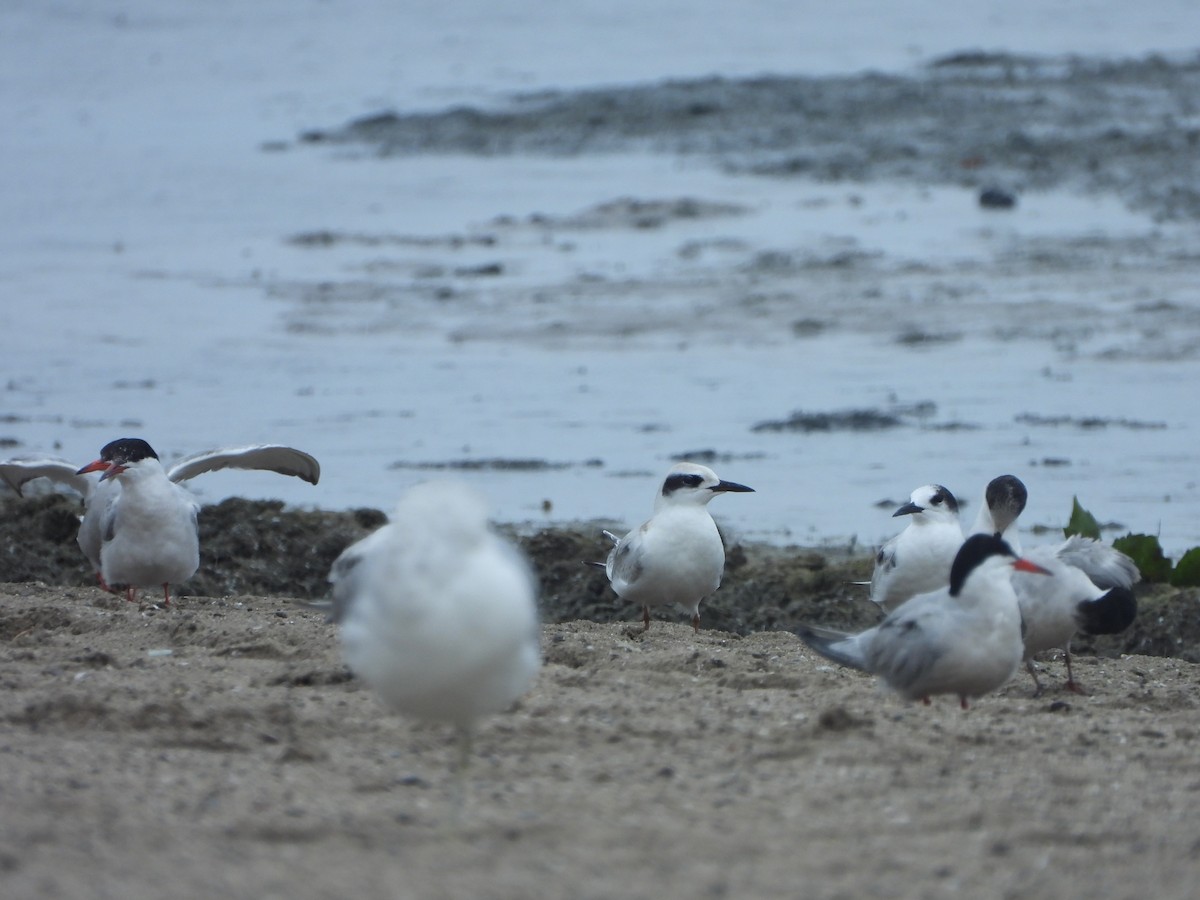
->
2;585;1199;899
2;496;1199;898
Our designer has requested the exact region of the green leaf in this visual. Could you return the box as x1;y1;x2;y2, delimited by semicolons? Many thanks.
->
1112;533;1173;583
1064;497;1101;540
1169;547;1200;587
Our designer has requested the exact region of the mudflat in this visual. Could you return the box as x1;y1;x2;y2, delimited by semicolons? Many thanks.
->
2;578;1197;899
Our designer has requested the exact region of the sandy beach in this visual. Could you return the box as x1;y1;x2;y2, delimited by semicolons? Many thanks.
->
2;493;1199;898
2;577;1198;899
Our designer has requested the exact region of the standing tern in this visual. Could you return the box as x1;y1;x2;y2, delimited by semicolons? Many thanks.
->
1013;544;1137;694
865;484;964;613
330;481;540;798
797;534;1050;709
1;439;321;603
76;438;200;606
971;474;1139;693
599;462;754;632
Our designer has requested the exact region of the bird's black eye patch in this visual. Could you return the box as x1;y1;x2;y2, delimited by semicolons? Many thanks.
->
929;485;959;513
662;472;705;495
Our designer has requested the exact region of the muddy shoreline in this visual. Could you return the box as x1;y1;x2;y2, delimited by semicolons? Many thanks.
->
3;493;1196;663
302;53;1200;222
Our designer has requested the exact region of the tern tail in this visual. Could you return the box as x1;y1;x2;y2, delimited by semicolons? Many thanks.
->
1074;586;1137;636
795;624;870;673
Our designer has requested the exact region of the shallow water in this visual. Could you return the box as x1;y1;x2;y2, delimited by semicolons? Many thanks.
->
5;156;1198;554
3;5;1199;557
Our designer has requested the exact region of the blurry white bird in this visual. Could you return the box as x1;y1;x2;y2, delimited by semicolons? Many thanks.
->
798;534;1050;709
970;474;1139;694
2;439;321;602
330;481;540;791
599;462;754;632
864;484;963;613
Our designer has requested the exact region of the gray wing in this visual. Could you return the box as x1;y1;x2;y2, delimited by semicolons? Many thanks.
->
1056;534;1140;589
868;534;901;606
0;458;94;499
864;607;945;694
78;478;121;570
166;445;320;485
99;484;123;544
605;525;646;595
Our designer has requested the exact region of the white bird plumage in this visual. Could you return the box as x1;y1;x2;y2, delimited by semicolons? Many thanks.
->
1;439;321;603
970;474;1139;693
799;534;1050;708
601;462;754;632
330;480;541;787
866;483;964;613
94;449;200;605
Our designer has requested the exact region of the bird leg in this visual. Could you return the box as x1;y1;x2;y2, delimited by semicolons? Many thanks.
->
1063;645;1086;694
1025;659;1045;698
642;606;651;631
691;612;700;633
125;587;137;604
161;583;172;607
960;696;970;711
921;696;932;706
96;572;115;594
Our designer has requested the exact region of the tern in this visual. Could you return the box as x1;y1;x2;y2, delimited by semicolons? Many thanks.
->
970;474;1139;694
330;480;540;798
864;484;963;613
969;473;1027;547
1;439;321;604
599;462;754;632
797;534;1050;709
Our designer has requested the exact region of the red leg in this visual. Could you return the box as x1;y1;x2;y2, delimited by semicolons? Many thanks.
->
642;606;651;631
691;612;700;633
125;587;136;603
162;583;172;607
960;696;970;711
1064;646;1086;694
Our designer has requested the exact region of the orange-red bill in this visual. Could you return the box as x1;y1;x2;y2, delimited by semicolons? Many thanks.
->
1013;557;1052;576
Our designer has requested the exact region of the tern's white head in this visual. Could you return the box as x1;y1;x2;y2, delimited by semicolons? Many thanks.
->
652;462;755;512
893;483;959;524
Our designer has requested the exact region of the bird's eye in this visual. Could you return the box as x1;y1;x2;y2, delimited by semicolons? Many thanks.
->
662;472;706;495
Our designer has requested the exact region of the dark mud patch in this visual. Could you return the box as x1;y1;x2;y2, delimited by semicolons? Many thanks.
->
1015;413;1169;430
509;196;748;230
288;230;498;249
667;449;768;466
298;53;1200;221
2;494;1197;659
389;457;604;472
751;401;940;433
